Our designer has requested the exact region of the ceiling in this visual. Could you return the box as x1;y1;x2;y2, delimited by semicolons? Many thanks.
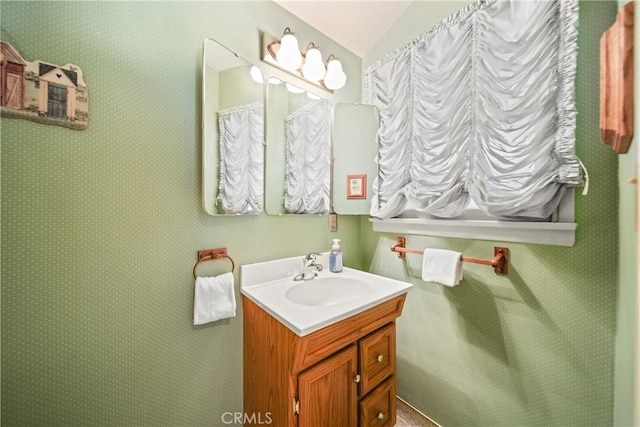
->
274;0;413;57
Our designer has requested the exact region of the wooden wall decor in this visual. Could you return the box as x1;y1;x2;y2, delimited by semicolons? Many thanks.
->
0;42;88;130
600;2;634;154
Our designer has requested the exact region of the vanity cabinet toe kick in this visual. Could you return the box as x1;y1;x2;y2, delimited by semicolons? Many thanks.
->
243;294;406;427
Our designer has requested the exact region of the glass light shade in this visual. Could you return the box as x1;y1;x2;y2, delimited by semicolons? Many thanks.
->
302;47;326;81
324;58;346;90
306;92;321;100
250;66;263;84
277;33;302;71
285;83;305;94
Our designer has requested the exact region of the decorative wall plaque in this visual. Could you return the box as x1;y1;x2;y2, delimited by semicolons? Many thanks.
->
1;41;88;130
600;2;634;154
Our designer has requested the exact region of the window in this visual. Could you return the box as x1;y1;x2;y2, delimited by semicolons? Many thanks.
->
365;0;581;246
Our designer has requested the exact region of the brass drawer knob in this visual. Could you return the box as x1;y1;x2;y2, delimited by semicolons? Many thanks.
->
354;374;361;383
377;354;384;363
377;412;384;420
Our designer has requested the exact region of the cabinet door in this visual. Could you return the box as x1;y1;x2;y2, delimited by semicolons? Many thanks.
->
298;345;358;427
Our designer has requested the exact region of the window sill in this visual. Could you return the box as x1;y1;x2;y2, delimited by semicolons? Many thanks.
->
369;218;577;247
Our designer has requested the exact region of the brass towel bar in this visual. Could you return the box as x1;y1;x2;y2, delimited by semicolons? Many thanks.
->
390;237;509;275
192;248;235;279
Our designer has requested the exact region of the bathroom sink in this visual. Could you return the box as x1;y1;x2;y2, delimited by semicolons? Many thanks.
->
285;277;373;306
240;254;413;336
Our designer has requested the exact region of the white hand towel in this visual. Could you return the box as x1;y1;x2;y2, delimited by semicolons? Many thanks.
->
421;249;463;287
193;272;236;325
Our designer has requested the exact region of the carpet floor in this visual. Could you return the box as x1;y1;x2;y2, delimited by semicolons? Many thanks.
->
395;397;438;427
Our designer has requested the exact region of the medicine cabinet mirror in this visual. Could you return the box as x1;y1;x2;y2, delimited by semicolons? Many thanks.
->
333;103;380;215
202;38;265;215
264;77;332;215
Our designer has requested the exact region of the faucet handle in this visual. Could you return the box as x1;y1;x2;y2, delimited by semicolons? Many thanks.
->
305;252;322;262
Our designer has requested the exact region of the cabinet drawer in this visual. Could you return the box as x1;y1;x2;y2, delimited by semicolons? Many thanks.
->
358;377;396;427
358;323;395;395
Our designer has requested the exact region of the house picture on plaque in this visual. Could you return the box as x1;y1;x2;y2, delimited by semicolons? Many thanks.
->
1;41;88;130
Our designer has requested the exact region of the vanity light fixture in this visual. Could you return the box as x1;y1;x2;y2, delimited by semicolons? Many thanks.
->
262;29;346;92
285;82;305;94
323;55;347;90
276;27;302;71
301;43;326;82
250;66;263;84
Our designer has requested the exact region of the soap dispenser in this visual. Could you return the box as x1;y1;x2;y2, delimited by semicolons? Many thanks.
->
329;239;343;273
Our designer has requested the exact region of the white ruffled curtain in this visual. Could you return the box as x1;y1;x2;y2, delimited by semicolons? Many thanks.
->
217;101;264;214
283;99;332;214
365;0;580;220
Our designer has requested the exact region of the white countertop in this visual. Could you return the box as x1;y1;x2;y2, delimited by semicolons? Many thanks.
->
240;255;413;336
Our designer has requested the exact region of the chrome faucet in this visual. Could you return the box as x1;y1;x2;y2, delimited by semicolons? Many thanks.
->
293;252;324;281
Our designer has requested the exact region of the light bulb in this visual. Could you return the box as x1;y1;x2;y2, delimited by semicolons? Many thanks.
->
276;28;302;71
285;83;305;94
250;66;263;84
301;44;326;82
324;56;346;90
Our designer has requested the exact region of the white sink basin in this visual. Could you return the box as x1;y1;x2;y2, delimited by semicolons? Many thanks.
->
285;276;373;306
240;254;413;336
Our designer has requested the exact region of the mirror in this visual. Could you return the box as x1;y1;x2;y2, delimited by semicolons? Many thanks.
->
333;104;379;215
202;38;265;215
264;77;332;215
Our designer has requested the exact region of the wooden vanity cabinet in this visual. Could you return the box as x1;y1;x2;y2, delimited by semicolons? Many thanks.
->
243;294;406;427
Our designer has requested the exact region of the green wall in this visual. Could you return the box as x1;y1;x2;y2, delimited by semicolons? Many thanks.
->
361;1;622;426
2;1;634;426
0;2;363;425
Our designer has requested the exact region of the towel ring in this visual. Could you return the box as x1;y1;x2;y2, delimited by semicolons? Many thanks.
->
192;248;235;279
